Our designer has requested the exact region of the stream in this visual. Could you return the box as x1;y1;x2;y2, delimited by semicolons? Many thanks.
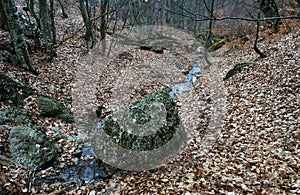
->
59;65;201;183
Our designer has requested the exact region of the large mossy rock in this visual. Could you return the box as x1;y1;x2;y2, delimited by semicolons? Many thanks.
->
9;126;61;168
92;89;186;171
37;96;74;123
0;107;33;125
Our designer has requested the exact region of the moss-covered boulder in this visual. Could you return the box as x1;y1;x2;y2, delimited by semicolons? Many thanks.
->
0;107;33;125
37;96;74;123
37;96;61;117
9;126;61;168
92;89;186;171
57;109;75;123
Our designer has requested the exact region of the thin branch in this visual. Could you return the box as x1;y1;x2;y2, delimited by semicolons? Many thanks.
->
164;6;298;22
199;15;300;22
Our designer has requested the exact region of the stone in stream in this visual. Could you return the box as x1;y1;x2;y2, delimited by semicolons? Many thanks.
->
92;89;187;172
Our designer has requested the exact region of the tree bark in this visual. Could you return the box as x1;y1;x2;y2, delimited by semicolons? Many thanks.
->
39;0;52;50
100;0;109;40
298;0;300;17
78;0;94;46
205;0;215;48
254;6;267;58
0;0;36;73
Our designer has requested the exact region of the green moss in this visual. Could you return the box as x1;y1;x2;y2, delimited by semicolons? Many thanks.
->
37;96;74;123
99;89;180;151
37;96;60;117
213;37;222;43
0;74;24;107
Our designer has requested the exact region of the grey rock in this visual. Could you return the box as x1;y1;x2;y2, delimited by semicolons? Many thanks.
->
37;96;74;123
0;107;33;125
9;126;61;168
92;89;186;171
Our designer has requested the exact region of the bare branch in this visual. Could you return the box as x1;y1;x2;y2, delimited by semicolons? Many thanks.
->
198;15;300;22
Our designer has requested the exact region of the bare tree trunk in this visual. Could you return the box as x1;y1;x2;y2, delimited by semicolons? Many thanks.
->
298;0;300;17
39;0;53;51
100;0;109;40
57;0;68;18
0;0;36;73
48;0;57;61
78;0;95;47
205;0;215;48
27;0;41;49
254;5;267;58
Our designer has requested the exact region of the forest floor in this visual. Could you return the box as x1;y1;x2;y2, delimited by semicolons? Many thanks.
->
1;4;300;194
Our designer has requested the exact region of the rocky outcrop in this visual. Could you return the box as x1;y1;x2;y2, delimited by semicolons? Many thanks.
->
92;89;186;172
9;126;61;168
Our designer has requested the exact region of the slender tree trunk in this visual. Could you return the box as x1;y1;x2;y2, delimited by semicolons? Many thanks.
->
259;0;280;33
48;0;57;61
0;0;36;73
49;0;56;44
206;0;215;48
254;5;267;58
57;0;68;18
78;0;94;46
39;0;52;50
297;0;300;17
100;0;109;40
28;0;41;49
